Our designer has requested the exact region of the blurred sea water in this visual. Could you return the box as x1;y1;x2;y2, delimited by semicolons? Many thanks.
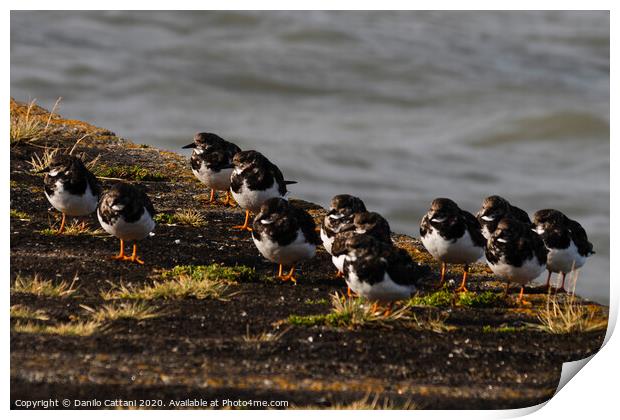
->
10;11;609;303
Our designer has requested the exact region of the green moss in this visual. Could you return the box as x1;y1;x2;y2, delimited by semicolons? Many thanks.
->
408;289;454;307
409;289;505;308
10;209;30;220
154;213;175;224
458;291;505;308
161;264;259;283
482;325;525;334
94;164;167;181
287;312;350;327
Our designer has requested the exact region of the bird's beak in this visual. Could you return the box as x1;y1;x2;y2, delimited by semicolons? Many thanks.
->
182;143;196;149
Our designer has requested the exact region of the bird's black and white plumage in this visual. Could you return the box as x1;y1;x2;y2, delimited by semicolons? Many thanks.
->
330;211;392;273
320;194;367;255
532;209;594;290
230;150;294;212
342;235;430;303
97;183;156;264
420;198;485;290
182;132;241;201
486;217;547;302
43;154;101;217
252;198;320;282
476;195;531;240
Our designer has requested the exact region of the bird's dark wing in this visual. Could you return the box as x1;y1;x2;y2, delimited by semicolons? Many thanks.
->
566;219;594;256
293;206;321;245
510;205;531;224
85;168;102;197
384;246;430;286
461;210;486;248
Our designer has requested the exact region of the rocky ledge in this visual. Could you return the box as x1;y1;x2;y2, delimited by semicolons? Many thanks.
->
9;98;608;409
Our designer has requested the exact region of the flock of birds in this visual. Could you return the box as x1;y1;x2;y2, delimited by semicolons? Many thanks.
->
39;132;595;307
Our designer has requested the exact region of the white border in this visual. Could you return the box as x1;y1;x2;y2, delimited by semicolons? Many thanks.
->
4;3;616;419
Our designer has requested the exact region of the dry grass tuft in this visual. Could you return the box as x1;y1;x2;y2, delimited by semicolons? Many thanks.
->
11;274;79;298
10;98;61;145
28;147;59;173
81;302;167;322
10;305;49;321
535;292;607;334
409;311;454;333
243;325;290;344
172;209;205;226
12;320;100;336
101;271;237;301
40;220;104;237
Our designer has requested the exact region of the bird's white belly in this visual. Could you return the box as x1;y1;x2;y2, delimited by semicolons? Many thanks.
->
232;181;283;213
546;241;586;273
192;165;233;191
253;229;316;265
346;269;415;303
320;228;334;255
421;228;483;264
45;182;98;216
98;209;155;241
488;256;545;285
332;254;346;272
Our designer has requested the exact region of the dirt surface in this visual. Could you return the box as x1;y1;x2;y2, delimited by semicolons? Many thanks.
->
10;99;607;409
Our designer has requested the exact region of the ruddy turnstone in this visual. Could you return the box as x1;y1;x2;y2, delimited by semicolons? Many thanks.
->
420;198;485;291
182;132;241;205
331;211;392;274
97;183;156;264
229;150;295;231
532;209;594;291
320;194;367;256
486;217;547;304
252;197;320;283
342;235;429;309
40;154;101;233
476;195;531;240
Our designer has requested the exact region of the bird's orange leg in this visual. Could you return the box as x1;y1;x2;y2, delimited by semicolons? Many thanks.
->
503;282;510;298
437;262;446;288
370;302;380;314
111;239;125;260
545;271;552;290
335;270;344;278
517;286;530;306
383;302;394;316
233;210;253;231
56;213;66;234
276;264;284;279
123;243;144;265
209;189;216;203
222;191;235;207
456;265;469;293
281;265;298;284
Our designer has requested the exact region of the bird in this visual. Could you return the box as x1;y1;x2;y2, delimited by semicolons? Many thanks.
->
341;235;430;312
476;195;531;240
251;197;320;283
420;198;485;292
320;194;367;256
97;183;156;264
486;217;547;305
229;150;296;232
40;154;101;234
182;132;241;206
330;211;392;275
532;209;594;292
